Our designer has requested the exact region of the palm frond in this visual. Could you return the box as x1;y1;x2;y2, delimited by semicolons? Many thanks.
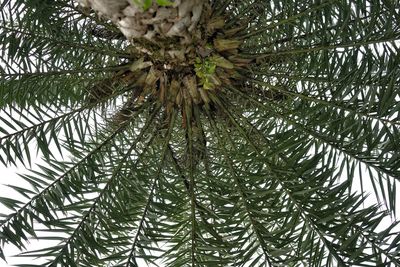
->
0;0;399;266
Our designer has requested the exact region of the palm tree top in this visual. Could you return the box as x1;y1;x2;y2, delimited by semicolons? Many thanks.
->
0;0;399;266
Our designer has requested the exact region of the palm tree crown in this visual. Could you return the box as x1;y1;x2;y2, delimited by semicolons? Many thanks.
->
0;0;399;266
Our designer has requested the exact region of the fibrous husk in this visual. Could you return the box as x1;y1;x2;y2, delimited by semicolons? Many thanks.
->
129;57;153;72
120;71;138;86
77;0;253;120
144;66;160;91
87;79;114;103
210;55;234;69
228;56;254;66
207;73;221;88
183;75;201;104
168;49;186;62
213;39;242;52
198;88;210;104
169;79;180;104
134;71;148;86
207;16;225;33
159;73;167;104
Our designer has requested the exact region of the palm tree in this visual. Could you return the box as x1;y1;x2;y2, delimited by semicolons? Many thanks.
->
0;0;399;266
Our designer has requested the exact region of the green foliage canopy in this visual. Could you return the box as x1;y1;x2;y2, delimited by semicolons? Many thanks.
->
0;0;399;266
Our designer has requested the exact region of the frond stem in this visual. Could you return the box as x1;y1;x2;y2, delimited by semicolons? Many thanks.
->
239;0;338;39
229;86;399;179
242;36;400;58
51;103;161;265
246;77;400;126
0;25;130;58
0;102;149;232
1;65;130;79
205;108;273;267
125;109;176;266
